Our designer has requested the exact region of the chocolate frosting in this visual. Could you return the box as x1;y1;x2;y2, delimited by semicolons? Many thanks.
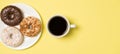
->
0;5;23;26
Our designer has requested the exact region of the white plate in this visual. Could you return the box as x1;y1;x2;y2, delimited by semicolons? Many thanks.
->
0;3;42;50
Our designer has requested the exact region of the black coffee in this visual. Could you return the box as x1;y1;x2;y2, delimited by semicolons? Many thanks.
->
48;16;67;36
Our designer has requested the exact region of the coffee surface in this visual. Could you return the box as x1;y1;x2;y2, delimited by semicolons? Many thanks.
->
48;16;67;36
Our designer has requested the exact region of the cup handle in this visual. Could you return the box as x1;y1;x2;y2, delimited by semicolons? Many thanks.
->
70;24;76;28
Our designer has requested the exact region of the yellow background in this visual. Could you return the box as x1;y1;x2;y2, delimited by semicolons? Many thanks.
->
0;0;120;54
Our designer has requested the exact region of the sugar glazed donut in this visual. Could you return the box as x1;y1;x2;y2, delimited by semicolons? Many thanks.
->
0;27;24;47
0;5;23;26
20;16;41;37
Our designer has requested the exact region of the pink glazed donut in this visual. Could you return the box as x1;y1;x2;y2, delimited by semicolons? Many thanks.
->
0;27;24;47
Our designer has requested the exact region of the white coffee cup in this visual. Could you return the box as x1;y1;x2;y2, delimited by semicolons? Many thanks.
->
47;14;76;38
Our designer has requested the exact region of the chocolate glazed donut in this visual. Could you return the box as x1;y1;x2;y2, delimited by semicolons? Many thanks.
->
0;5;23;26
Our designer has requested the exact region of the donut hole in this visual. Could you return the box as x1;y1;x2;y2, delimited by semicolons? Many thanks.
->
8;12;15;20
10;34;13;39
28;24;32;29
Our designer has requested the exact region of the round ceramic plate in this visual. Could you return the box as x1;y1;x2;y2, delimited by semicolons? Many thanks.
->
0;3;42;50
